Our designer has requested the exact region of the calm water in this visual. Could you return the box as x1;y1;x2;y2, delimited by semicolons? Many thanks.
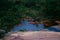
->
11;20;45;32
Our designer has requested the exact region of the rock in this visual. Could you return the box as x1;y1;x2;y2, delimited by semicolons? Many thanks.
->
4;31;60;40
0;29;5;32
0;39;3;40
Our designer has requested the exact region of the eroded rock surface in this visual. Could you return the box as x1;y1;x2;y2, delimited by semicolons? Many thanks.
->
4;31;60;40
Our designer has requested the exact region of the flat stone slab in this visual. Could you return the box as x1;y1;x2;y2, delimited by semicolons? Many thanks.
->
4;31;60;40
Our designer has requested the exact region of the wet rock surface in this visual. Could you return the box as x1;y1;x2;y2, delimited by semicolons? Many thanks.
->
4;31;60;40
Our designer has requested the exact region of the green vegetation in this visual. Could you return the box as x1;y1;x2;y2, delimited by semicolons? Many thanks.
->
0;0;60;32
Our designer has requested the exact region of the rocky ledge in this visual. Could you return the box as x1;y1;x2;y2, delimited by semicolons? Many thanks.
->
4;31;60;40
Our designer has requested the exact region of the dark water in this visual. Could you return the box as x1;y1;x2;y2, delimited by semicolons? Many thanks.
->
11;20;45;32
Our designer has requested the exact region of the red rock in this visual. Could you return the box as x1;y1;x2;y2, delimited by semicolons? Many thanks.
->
29;22;40;24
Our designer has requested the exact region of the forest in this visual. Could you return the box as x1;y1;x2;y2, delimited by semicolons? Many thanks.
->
0;0;60;38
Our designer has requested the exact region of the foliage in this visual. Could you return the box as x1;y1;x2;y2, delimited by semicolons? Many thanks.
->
0;0;60;32
43;0;60;19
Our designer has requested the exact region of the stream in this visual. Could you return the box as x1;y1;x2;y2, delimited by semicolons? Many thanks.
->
11;20;45;32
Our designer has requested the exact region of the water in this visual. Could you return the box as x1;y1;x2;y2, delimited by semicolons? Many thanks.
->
11;20;45;32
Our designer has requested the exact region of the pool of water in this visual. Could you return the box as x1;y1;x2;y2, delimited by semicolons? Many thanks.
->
11;20;45;32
